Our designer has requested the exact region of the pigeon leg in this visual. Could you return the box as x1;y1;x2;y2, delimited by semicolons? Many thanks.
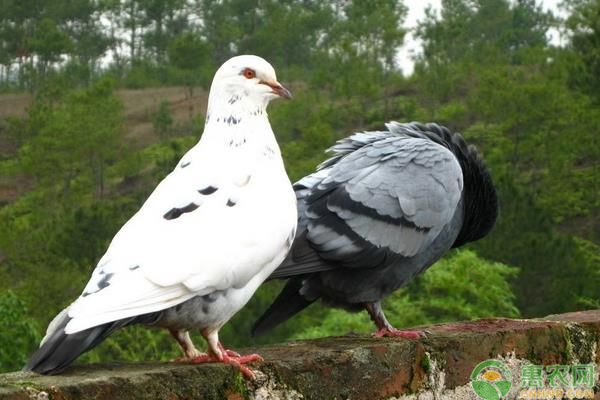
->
365;302;425;339
169;329;205;362
190;328;263;379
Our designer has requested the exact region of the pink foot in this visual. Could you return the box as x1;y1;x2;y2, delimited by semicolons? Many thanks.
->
191;351;263;379
373;327;425;339
223;349;241;358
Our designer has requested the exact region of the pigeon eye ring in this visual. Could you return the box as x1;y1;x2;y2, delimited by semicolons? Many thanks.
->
242;68;256;79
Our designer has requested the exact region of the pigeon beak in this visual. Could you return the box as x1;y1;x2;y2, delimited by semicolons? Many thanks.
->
261;80;292;99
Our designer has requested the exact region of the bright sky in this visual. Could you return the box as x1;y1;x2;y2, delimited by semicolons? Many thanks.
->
397;0;567;75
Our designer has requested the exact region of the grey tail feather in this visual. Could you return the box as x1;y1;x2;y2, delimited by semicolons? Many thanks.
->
24;311;161;375
252;278;315;337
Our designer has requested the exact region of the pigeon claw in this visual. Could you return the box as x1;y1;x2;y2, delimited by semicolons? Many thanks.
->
224;349;241;358
373;327;426;339
190;351;263;379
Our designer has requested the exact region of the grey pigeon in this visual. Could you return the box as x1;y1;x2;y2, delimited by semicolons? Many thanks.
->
252;122;498;338
24;55;297;378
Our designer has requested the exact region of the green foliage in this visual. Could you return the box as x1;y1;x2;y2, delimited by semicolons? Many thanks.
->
578;244;600;309
416;0;552;67
270;90;336;181
0;290;41;372
82;325;180;364
0;0;113;89
401;250;519;323
28;18;73;66
16;78;122;197
152;100;174;141
121;60;167;88
200;0;334;69
294;250;519;339
564;0;600;101
327;0;407;70
167;32;212;89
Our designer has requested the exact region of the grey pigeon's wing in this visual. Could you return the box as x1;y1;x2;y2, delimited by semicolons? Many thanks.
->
272;132;463;278
269;172;333;279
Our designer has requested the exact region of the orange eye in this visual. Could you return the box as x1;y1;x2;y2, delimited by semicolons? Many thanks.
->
242;68;256;79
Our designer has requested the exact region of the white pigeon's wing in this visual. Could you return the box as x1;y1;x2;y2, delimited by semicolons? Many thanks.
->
65;143;296;334
272;126;462;278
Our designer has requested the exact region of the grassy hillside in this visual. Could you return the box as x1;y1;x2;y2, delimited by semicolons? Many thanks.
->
0;86;208;204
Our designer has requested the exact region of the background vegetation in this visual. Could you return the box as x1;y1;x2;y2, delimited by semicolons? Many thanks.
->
0;0;598;372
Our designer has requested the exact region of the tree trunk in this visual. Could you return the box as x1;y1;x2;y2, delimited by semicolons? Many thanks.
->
129;2;137;62
156;15;164;63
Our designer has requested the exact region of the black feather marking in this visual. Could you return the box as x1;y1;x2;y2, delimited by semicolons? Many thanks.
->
97;273;113;290
199;186;218;195
181;161;191;168
226;115;240;125
201;304;210;314
263;146;275;156
202;293;218;303
226;199;236;207
228;138;247;148
163;203;199;220
301;186;404;269
129;265;140;271
324;186;430;233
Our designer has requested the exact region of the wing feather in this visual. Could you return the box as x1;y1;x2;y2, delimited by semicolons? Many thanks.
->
320;136;462;257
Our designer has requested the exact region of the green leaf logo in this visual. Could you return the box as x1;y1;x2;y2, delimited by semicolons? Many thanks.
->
471;360;512;400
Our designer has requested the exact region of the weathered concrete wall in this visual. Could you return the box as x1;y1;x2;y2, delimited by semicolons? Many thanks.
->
1;310;599;400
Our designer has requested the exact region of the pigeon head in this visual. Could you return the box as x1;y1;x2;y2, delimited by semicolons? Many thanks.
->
208;55;292;113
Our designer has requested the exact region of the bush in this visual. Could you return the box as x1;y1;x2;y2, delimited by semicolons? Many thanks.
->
0;290;41;372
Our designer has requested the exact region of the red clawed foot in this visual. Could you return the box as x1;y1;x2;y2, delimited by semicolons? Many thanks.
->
191;351;263;379
373;327;426;339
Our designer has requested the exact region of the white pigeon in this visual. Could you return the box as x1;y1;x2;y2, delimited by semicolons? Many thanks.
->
24;55;297;378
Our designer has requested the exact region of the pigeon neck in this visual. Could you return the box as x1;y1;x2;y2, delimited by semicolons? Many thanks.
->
205;85;270;124
201;90;277;150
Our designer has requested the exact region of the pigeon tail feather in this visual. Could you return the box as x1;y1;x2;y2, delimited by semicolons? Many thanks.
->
24;311;161;375
252;278;315;336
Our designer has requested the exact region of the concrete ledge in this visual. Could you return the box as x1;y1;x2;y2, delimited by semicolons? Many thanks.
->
1;310;599;400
